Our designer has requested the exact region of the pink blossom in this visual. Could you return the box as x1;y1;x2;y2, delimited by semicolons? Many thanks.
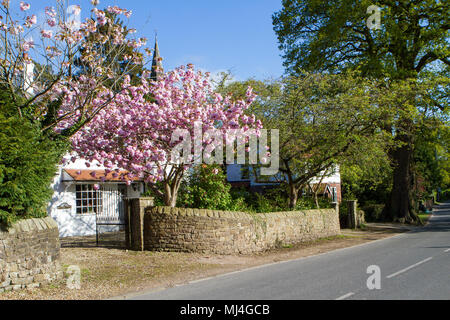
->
22;39;34;51
66;64;261;186
24;14;36;27
45;7;56;18
47;18;56;27
41;29;53;38
20;2;30;11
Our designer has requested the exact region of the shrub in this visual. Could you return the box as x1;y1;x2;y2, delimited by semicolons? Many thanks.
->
237;186;289;213
339;199;383;225
441;189;450;201
296;196;333;211
361;204;385;222
252;192;282;213
141;181;166;206
231;185;333;213
0;90;67;227
176;166;334;214
177;164;243;211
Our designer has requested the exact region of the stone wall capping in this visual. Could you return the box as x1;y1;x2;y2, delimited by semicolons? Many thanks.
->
36;219;44;230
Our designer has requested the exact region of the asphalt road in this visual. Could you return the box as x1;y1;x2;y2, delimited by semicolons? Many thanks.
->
129;202;450;300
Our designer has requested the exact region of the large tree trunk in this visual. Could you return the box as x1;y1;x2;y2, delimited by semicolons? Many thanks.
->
383;131;419;223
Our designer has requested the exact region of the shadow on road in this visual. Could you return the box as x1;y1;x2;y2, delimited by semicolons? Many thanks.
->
60;231;127;249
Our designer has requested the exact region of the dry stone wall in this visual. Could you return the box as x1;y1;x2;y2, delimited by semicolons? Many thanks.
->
0;217;63;293
144;206;340;254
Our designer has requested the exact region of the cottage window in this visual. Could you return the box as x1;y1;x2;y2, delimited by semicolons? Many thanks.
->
76;184;103;214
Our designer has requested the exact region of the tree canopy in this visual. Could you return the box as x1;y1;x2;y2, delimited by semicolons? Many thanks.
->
273;0;449;78
0;88;67;226
220;72;391;209
273;0;449;222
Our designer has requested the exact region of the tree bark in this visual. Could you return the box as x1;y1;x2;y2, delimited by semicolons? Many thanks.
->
164;183;178;207
383;131;419;223
314;191;320;209
289;184;298;209
163;171;184;207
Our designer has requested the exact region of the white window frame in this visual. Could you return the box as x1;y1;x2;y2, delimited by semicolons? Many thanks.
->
75;184;103;215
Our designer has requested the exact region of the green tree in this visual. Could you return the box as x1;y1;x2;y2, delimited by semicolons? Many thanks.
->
340;144;393;205
273;0;449;222
413;116;450;200
222;72;390;209
0;88;68;227
438;125;450;191
376;76;448;221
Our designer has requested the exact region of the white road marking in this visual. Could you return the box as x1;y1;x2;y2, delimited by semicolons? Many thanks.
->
336;292;355;300
445;248;450;253
386;257;433;279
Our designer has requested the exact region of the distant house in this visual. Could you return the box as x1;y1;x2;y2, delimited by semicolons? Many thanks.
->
226;164;342;203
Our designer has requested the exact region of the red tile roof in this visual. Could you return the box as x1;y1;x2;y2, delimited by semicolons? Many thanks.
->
64;169;142;182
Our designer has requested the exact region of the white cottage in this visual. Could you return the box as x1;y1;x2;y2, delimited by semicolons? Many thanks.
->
48;38;164;238
48;158;145;237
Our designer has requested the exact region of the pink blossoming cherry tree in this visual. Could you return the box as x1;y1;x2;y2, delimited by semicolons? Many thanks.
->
0;0;148;136
70;64;263;207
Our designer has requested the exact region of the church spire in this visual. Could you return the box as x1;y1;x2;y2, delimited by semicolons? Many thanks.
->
150;35;163;81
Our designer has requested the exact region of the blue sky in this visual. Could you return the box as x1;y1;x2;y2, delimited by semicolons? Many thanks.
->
127;0;285;81
21;0;285;81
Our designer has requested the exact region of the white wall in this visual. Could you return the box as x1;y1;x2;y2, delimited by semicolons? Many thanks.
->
308;165;341;184
48;166;97;237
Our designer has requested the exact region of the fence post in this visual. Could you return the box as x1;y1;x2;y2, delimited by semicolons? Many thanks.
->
125;197;154;251
347;200;358;229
